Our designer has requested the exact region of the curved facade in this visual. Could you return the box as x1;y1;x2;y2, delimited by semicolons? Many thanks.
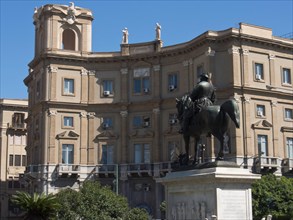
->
23;3;293;219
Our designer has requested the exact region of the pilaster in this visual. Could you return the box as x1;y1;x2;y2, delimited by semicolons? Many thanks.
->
152;108;160;162
47;65;58;101
120;110;128;163
270;100;280;157
47;110;57;163
241;49;250;86
153;65;161;99
80;68;88;104
269;54;276;87
228;47;241;86
80;112;88;164
87;112;95;164
120;68;128;103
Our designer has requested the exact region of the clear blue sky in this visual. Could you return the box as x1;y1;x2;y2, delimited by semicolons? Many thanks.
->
0;0;292;99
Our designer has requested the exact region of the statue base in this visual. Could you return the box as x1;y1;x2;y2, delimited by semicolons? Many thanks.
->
158;166;260;220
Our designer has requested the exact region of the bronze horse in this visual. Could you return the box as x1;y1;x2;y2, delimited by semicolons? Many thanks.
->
176;94;240;164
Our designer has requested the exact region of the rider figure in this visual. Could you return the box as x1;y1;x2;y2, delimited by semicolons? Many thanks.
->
179;73;216;134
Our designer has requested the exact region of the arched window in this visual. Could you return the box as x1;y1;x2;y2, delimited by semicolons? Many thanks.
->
62;29;75;50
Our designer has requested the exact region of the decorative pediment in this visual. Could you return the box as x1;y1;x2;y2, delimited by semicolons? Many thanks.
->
95;130;119;140
252;120;273;130
56;131;79;139
281;127;293;132
129;129;154;139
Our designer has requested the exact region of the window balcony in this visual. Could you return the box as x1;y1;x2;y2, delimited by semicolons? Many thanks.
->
282;158;293;173
57;164;80;177
95;164;116;177
253;156;280;173
24;165;42;179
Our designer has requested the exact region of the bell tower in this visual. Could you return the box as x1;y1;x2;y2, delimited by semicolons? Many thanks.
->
33;2;93;57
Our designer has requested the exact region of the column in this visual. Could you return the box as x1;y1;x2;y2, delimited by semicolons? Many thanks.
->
271;100;280;157
241;49;250;86
47;110;57;163
228;47;241;86
87;112;95;164
153;65;161;99
80;112;88;164
242;96;252;158
80;68;88;104
153;108;160;162
269;54;276;87
120;110;128;163
120;68;128;103
47;65;58;101
88;70;95;103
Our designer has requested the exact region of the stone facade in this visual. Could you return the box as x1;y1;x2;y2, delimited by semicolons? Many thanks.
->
0;99;28;219
23;3;293;219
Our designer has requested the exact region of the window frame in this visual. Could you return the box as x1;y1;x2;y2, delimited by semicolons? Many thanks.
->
284;108;293;121
256;104;266;118
254;62;264;81
286;137;293;159
101;144;114;164
282;68;292;85
63;116;74;128
62;144;74;164
257;135;268;156
102;79;114;97
133;67;151;95
102;117;113;130
134;143;151;164
168;73;178;92
133;115;151;128
63;78;75;96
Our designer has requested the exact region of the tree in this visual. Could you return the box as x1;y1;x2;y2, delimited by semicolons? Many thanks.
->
252;174;293;220
11;191;59;220
56;181;149;220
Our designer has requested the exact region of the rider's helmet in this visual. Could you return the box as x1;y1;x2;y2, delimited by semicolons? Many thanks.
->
199;73;209;82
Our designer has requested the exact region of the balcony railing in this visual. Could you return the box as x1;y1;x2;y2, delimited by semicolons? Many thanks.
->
95;164;116;176
57;164;80;176
24;165;43;179
282;158;293;173
253;156;279;173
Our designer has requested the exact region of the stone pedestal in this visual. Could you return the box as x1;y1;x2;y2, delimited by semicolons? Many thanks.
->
159;166;260;220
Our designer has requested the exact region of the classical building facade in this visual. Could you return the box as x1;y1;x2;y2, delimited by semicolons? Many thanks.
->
0;99;28;219
23;3;293;218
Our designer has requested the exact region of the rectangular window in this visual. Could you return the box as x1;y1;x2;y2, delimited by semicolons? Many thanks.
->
168;141;179;161
134;143;150;164
133;68;150;94
101;144;113;164
102;117;113;130
22;155;26;167
285;108;293;120
256;105;265;117
63;116;74;127
287;138;293;159
63;78;74;95
12;113;25;129
282;68;291;85
62;144;74;164
102;80;114;96
9;155;14;166
15;155;21;166
133;116;150;128
255;63;264;80
258;135;268;156
168;73;178;91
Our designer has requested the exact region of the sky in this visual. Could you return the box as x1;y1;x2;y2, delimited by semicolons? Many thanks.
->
0;0;292;99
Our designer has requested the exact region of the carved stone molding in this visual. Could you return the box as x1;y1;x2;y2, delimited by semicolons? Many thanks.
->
80;112;87;118
88;70;96;76
242;96;250;104
120;111;128;118
153;65;160;72
48;110;57;116
87;112;96;119
182;60;189;67
228;47;239;55
242;49;249;56
80;68;88;75
153;108;160;114
120;68;128;75
47;65;58;73
271;100;278;107
252;120;273;130
269;54;276;60
205;47;215;56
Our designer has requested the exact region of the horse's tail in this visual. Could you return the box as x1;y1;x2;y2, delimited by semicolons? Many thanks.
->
220;99;240;128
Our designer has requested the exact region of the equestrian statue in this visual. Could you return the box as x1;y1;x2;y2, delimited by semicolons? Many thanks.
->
176;73;240;165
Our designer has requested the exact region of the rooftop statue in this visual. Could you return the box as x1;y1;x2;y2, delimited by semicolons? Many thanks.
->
176;73;240;165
